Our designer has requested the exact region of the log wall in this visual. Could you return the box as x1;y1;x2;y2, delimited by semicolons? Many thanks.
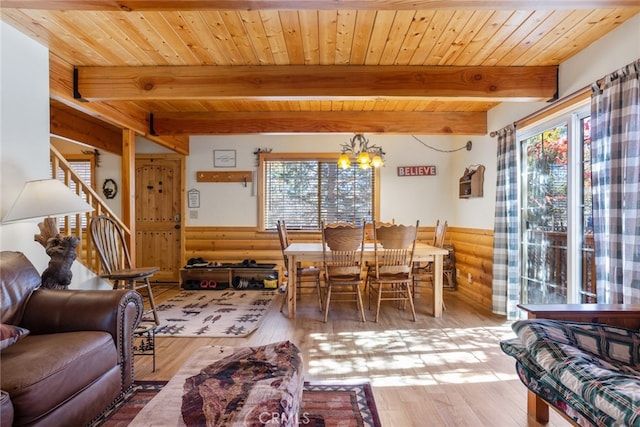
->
184;225;494;311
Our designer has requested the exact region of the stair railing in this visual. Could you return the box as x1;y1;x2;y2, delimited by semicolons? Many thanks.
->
50;145;130;274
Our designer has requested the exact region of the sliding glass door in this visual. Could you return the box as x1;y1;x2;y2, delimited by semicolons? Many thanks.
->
519;106;594;304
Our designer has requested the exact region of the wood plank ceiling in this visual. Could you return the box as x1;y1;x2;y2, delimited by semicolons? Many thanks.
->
2;1;638;154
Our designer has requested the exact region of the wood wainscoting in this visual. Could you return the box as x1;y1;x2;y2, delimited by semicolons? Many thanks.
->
184;226;494;311
448;227;494;310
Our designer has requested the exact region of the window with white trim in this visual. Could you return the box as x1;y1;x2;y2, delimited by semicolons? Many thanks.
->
518;105;594;304
261;154;377;230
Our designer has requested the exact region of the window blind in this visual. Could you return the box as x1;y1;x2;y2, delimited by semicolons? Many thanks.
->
264;159;375;230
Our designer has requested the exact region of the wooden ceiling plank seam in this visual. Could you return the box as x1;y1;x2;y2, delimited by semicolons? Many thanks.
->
319;100;332;112
20;9;109;66
361;10;394;65
80;10;147;66
350;98;364;111
453;10;518;66
298;10;320;65
123;11;185;65
238;10;276;65
393;9;436;65
423;9;476;66
180;10;231;65
3;1;640;11
101;11;167;65
334;9;358;64
143;12;195;65
409;9;456;65
378;10;418;66
54;11;127;66
277;10;306;64
499;10;576;66
216;10;260;65
508;9;592;66
260;10;291;65
0;10;51;45
307;99;320;111
482;9;552;67
533;8;637;66
298;99;312;110
156;11;210;65
318;10;338;64
348;9;377;65
478;10;535;66
437;10;493;66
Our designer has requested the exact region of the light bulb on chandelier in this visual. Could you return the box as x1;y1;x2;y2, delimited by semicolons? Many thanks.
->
337;134;385;170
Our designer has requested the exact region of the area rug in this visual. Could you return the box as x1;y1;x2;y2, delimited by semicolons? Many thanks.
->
93;381;381;427
154;290;278;337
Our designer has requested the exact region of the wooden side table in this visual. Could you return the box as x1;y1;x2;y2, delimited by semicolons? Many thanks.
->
516;303;640;423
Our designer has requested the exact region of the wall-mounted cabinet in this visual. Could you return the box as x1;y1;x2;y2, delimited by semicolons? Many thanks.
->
459;165;485;198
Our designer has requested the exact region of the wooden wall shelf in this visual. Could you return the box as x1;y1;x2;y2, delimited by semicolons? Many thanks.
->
459;165;485;198
196;171;253;183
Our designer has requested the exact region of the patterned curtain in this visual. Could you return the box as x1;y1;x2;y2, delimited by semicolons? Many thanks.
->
591;59;640;304
492;124;520;318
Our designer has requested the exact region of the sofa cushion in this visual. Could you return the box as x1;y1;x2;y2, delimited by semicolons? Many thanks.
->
0;323;29;350
513;319;640;366
510;319;640;426
0;331;118;425
0;251;42;325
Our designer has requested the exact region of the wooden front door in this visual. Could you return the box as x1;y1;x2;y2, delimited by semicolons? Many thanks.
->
135;156;183;282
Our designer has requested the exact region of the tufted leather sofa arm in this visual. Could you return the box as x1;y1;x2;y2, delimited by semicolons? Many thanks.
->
19;288;143;391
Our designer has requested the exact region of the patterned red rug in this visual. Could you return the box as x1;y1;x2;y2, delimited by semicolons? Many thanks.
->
93;381;381;427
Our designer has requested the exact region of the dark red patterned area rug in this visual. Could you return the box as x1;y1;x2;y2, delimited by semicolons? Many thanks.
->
93;381;382;427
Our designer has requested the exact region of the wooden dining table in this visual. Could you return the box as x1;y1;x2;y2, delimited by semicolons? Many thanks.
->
283;242;449;319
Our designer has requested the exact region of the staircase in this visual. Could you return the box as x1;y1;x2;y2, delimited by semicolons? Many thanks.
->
50;145;130;276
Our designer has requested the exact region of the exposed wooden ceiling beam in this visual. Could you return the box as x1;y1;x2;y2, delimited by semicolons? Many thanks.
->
50;54;190;155
2;1;636;10
150;111;487;135
76;65;558;102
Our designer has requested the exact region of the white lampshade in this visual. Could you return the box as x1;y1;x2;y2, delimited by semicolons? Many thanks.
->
2;179;94;223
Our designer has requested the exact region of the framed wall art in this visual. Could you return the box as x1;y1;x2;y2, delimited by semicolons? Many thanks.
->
213;149;236;168
187;189;200;208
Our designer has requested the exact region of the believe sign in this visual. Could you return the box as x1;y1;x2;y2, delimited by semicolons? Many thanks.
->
397;165;437;177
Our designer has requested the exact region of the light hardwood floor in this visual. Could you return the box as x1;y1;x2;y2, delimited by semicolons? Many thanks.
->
135;285;570;427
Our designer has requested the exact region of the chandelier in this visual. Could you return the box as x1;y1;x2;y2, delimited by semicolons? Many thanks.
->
337;134;385;170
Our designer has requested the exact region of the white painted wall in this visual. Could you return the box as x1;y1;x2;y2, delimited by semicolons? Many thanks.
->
183;133;457;227
1;22;51;267
0;21;108;289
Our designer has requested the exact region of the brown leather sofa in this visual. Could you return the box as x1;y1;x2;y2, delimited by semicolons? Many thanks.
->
0;251;143;426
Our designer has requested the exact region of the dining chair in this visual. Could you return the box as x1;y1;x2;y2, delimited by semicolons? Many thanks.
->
321;221;367;322
363;219;394;292
412;220;450;310
276;220;323;313
367;220;418;322
89;215;160;326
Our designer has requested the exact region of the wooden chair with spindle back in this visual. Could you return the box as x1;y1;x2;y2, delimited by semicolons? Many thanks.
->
321;221;366;322
367;220;419;322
